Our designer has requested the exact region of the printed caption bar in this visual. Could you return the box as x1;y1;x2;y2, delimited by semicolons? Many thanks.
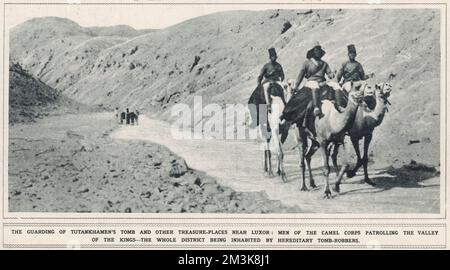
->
3;224;446;249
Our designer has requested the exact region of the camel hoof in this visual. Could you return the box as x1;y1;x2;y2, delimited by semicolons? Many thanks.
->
323;189;332;199
365;178;376;187
346;170;356;178
281;172;288;183
300;186;309;192
310;182;318;189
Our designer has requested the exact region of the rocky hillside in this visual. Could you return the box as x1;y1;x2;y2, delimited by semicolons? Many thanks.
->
9;62;95;124
9;62;63;123
10;9;441;166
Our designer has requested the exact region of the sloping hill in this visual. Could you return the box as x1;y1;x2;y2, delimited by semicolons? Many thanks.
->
9;62;63;123
10;9;441;166
8;62;93;124
87;25;155;37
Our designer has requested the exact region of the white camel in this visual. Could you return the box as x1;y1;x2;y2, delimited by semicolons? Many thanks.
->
258;79;296;182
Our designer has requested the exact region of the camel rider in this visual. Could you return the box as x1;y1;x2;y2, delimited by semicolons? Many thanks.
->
336;44;374;107
294;42;334;118
257;47;285;113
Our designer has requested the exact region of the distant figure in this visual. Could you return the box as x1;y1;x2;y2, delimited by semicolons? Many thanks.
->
135;110;140;125
114;107;119;122
130;112;136;125
126;108;131;125
120;111;126;124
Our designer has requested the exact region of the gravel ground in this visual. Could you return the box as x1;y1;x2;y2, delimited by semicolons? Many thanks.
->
8;112;299;213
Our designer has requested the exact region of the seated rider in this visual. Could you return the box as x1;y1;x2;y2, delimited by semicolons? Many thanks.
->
336;44;374;108
258;47;285;113
293;42;334;122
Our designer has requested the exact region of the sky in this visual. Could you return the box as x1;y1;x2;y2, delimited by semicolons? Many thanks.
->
5;3;283;30
5;1;430;31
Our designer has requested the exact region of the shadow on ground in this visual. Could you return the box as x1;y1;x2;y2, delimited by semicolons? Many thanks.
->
338;160;439;196
283;160;439;196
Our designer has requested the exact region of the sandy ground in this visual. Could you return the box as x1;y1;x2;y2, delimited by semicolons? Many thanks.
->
112;115;440;213
8;112;298;213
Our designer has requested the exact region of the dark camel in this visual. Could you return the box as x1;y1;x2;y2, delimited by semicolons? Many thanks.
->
334;82;393;190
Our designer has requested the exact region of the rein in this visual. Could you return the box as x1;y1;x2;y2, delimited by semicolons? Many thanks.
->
381;96;391;106
380;78;393;107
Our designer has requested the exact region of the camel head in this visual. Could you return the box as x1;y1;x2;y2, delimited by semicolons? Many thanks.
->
346;81;365;102
375;82;393;104
283;78;296;100
363;84;375;97
375;82;392;111
347;86;365;105
283;79;295;92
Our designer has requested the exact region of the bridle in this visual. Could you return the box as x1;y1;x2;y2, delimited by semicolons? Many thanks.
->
378;76;394;106
348;90;364;106
341;81;365;104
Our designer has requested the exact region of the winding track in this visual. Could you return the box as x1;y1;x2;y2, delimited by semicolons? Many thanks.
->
111;115;440;214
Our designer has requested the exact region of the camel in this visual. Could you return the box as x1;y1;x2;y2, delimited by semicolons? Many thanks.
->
333;82;393;190
249;80;294;182
280;81;363;197
310;83;365;198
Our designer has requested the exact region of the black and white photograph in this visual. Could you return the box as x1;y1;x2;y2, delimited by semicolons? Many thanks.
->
5;2;442;215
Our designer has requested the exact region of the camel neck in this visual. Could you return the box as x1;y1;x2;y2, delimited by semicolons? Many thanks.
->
373;92;388;126
335;97;359;133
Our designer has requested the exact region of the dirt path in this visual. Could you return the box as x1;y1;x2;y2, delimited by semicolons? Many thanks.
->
112;115;440;213
9;112;298;213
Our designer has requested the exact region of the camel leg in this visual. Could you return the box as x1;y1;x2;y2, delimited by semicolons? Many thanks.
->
331;142;340;174
320;142;332;199
291;127;300;150
273;128;287;182
265;140;274;177
297;128;308;191
346;137;362;178
267;149;273;177
363;134;376;186
274;131;281;176
276;152;281;176
277;140;287;182
305;139;319;189
263;144;268;173
334;163;349;193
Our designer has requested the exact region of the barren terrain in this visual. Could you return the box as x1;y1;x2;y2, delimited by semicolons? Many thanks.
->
111;115;440;213
8;9;442;213
9;112;297;213
10;9;441;167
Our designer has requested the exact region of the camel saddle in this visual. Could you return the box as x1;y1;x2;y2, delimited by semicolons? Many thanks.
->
280;85;335;143
281;85;334;123
248;82;286;129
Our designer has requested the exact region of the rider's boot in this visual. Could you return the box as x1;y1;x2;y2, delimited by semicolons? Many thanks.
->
302;101;315;138
312;87;324;118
